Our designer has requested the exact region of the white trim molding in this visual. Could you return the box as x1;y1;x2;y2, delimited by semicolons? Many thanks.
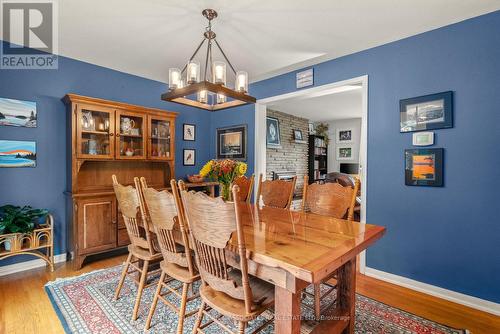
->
0;253;67;277
365;267;500;316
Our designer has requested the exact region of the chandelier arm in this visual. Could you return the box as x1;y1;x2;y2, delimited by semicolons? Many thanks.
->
181;38;207;75
209;41;214;84
214;39;237;75
203;39;211;81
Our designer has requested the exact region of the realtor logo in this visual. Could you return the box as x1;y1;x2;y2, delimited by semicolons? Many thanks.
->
1;0;58;69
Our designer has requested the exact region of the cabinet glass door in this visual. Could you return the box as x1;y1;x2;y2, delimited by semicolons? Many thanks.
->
116;111;146;159
76;105;115;159
148;116;173;160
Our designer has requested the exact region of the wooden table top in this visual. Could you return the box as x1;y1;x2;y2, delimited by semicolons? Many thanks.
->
229;204;386;284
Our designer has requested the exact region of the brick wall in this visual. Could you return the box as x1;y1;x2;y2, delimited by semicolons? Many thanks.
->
266;109;309;200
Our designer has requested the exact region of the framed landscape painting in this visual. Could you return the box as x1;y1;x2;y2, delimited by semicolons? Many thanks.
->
0;97;37;128
405;148;443;186
0;140;37;168
216;125;247;160
400;91;453;133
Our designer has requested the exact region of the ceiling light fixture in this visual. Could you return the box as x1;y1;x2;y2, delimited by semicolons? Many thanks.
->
162;9;256;111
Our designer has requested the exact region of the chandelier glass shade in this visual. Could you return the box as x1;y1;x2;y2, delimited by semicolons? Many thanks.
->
161;9;256;111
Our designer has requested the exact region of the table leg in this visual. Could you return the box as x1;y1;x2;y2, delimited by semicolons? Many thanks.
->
337;257;356;334
274;286;301;334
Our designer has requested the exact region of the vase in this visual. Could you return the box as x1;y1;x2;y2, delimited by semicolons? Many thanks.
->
220;182;233;202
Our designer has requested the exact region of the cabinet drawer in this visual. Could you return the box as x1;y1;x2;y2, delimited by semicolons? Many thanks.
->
118;228;130;247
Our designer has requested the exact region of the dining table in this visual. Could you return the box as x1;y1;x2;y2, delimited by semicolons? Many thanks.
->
222;203;386;334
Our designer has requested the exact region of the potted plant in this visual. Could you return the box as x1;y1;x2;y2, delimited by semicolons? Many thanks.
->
0;205;48;251
199;159;247;201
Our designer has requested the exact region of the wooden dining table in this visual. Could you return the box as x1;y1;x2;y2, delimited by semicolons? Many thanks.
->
222;203;386;334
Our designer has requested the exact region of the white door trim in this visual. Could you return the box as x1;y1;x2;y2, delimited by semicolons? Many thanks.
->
254;75;369;272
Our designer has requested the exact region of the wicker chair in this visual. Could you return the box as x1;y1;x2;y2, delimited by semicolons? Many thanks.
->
112;175;162;321
181;185;274;334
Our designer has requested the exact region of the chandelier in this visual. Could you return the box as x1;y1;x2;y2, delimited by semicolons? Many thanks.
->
161;9;256;111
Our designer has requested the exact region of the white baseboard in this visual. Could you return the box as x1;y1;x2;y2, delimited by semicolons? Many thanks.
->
0;253;67;277
364;267;500;316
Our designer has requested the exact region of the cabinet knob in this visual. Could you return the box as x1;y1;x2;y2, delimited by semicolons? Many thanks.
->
116;133;120;137
109;132;114;137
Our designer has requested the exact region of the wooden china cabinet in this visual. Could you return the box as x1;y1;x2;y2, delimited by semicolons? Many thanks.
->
63;94;177;269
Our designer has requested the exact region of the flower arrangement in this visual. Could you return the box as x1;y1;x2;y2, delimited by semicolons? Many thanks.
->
199;159;248;201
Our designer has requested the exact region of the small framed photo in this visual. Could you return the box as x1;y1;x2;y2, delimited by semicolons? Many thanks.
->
266;116;281;147
336;128;353;144
183;123;195;141
405;148;443;186
337;147;353;160
217;125;247;160
400;91;453;133
293;129;303;141
183;149;195;166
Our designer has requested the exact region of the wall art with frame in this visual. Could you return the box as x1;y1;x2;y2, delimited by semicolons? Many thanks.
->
405;148;443;186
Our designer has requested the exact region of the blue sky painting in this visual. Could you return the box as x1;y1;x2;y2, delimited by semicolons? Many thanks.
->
0;97;37;127
0;140;37;168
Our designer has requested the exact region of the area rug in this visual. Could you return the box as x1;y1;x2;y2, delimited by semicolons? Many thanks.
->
45;265;467;334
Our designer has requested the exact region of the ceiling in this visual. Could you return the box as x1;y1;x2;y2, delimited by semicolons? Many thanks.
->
268;86;363;122
27;1;500;83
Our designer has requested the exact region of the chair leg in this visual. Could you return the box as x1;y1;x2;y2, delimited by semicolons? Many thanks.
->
314;283;321;320
114;252;132;300
192;301;206;334
132;259;149;321
238;321;246;334
176;282;189;334
144;270;166;330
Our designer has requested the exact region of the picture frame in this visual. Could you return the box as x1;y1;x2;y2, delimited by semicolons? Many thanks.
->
266;116;281;147
337;147;353;160
0;97;37;128
0;140;37;168
400;91;453;133
405;148;443;187
293;129;303;141
336;128;353;144
183;149;195;166
216;124;247;160
183;123;195;141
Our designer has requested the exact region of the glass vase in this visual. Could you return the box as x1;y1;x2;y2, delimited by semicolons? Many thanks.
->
220;182;233;202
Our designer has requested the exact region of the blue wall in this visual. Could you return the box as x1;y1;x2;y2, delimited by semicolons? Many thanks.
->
0;45;212;262
212;11;500;303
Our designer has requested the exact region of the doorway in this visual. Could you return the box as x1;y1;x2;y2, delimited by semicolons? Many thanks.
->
254;75;368;272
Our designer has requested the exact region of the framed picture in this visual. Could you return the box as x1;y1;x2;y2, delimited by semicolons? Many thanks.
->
400;91;453;133
293;129;303;141
183;123;195;141
405;148;443;187
337;147;353;160
0;97;37;128
216;125;247;160
336;128;353;144
183;149;195;166
0;140;36;167
266;116;281;147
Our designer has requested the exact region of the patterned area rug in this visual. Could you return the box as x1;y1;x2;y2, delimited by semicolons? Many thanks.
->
45;265;467;334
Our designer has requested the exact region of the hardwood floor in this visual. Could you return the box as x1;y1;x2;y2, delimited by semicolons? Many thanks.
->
0;254;498;334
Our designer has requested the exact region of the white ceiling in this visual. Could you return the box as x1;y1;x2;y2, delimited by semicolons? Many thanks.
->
27;1;500;83
268;86;363;122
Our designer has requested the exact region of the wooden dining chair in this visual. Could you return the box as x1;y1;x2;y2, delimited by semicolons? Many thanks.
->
233;174;255;203
112;175;162;321
256;173;296;209
138;178;200;334
180;185;274;334
301;174;360;319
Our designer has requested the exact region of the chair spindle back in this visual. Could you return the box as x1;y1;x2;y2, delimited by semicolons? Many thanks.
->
256;173;296;209
180;185;255;313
